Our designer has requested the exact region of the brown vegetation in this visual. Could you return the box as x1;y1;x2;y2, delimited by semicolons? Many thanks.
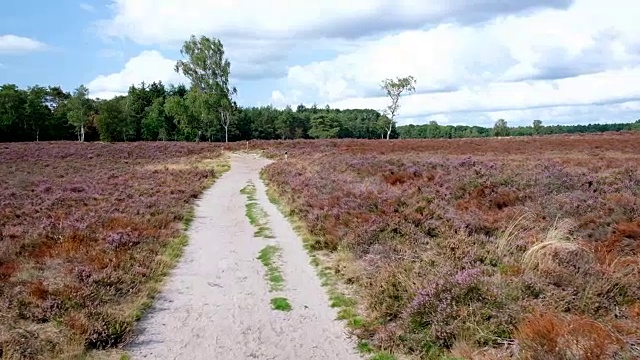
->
262;132;640;359
0;142;224;359
2;132;639;359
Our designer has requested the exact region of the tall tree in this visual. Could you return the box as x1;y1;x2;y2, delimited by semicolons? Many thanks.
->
165;95;197;141
24;86;51;141
67;85;91;142
381;75;416;140
309;113;341;139
275;105;295;139
493;118;510;137
44;86;73;140
143;98;170;141
175;35;236;142
0;84;27;141
96;96;130;141
533;119;543;135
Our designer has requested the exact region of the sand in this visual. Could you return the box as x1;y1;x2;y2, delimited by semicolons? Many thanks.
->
127;153;362;360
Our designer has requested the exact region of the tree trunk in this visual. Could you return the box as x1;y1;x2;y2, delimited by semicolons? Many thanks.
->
36;129;39;142
80;125;85;142
386;122;392;140
225;125;228;143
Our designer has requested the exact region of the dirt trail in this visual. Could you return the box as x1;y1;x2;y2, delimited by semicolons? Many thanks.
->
128;153;361;360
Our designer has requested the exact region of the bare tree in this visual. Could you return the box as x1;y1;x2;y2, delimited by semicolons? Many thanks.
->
381;75;416;140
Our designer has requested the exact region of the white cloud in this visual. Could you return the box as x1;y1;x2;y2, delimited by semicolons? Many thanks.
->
80;3;96;12
270;90;286;106
402;100;640;127
272;0;640;125
87;50;187;99
95;0;571;81
92;0;640;126
98;0;570;45
0;35;47;53
330;67;640;115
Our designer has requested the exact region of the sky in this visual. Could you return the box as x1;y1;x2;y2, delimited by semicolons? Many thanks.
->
1;0;639;127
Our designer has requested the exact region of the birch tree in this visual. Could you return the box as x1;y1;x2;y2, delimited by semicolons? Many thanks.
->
67;85;90;142
175;35;236;142
381;75;416;140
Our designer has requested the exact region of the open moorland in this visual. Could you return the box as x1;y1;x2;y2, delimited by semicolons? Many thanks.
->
0;142;226;359
1;132;639;360
261;132;640;359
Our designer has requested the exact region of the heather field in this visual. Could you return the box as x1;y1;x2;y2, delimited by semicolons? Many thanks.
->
0;142;226;359
1;134;639;360
262;132;640;359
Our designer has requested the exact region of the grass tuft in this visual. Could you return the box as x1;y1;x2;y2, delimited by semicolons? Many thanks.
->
241;181;274;238
357;340;374;354
270;297;292;312
495;212;532;257
257;245;285;292
369;352;397;360
522;218;591;273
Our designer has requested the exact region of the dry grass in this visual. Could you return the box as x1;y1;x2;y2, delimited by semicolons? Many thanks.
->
522;218;592;273
495;212;533;257
516;310;628;360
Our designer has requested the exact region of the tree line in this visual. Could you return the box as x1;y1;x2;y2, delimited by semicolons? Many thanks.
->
0;35;401;143
398;118;640;139
1;34;637;143
0;81;400;142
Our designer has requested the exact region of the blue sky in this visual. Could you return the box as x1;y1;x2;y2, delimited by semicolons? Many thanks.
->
1;1;124;90
1;0;639;127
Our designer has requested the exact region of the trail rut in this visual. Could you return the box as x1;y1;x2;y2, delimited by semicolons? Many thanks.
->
127;153;361;360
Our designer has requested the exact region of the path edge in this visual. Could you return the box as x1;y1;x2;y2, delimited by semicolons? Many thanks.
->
259;168;393;360
94;153;231;360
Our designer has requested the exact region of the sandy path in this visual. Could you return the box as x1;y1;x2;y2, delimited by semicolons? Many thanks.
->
127;153;361;360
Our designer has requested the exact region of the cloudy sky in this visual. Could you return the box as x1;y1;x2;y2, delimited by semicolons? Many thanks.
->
1;0;639;126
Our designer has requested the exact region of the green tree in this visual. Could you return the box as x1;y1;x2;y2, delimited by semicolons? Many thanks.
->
493;118;510;137
275;105;295;139
0;84;28;141
126;83;155;140
24;86;52;141
185;89;221;141
309;113;341;139
43;86;73;140
250;106;278;140
175;35;236;142
67;85;91;142
96;97;130;141
533;119;543;135
165;95;197;141
381;75;416;140
142;98;170;141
